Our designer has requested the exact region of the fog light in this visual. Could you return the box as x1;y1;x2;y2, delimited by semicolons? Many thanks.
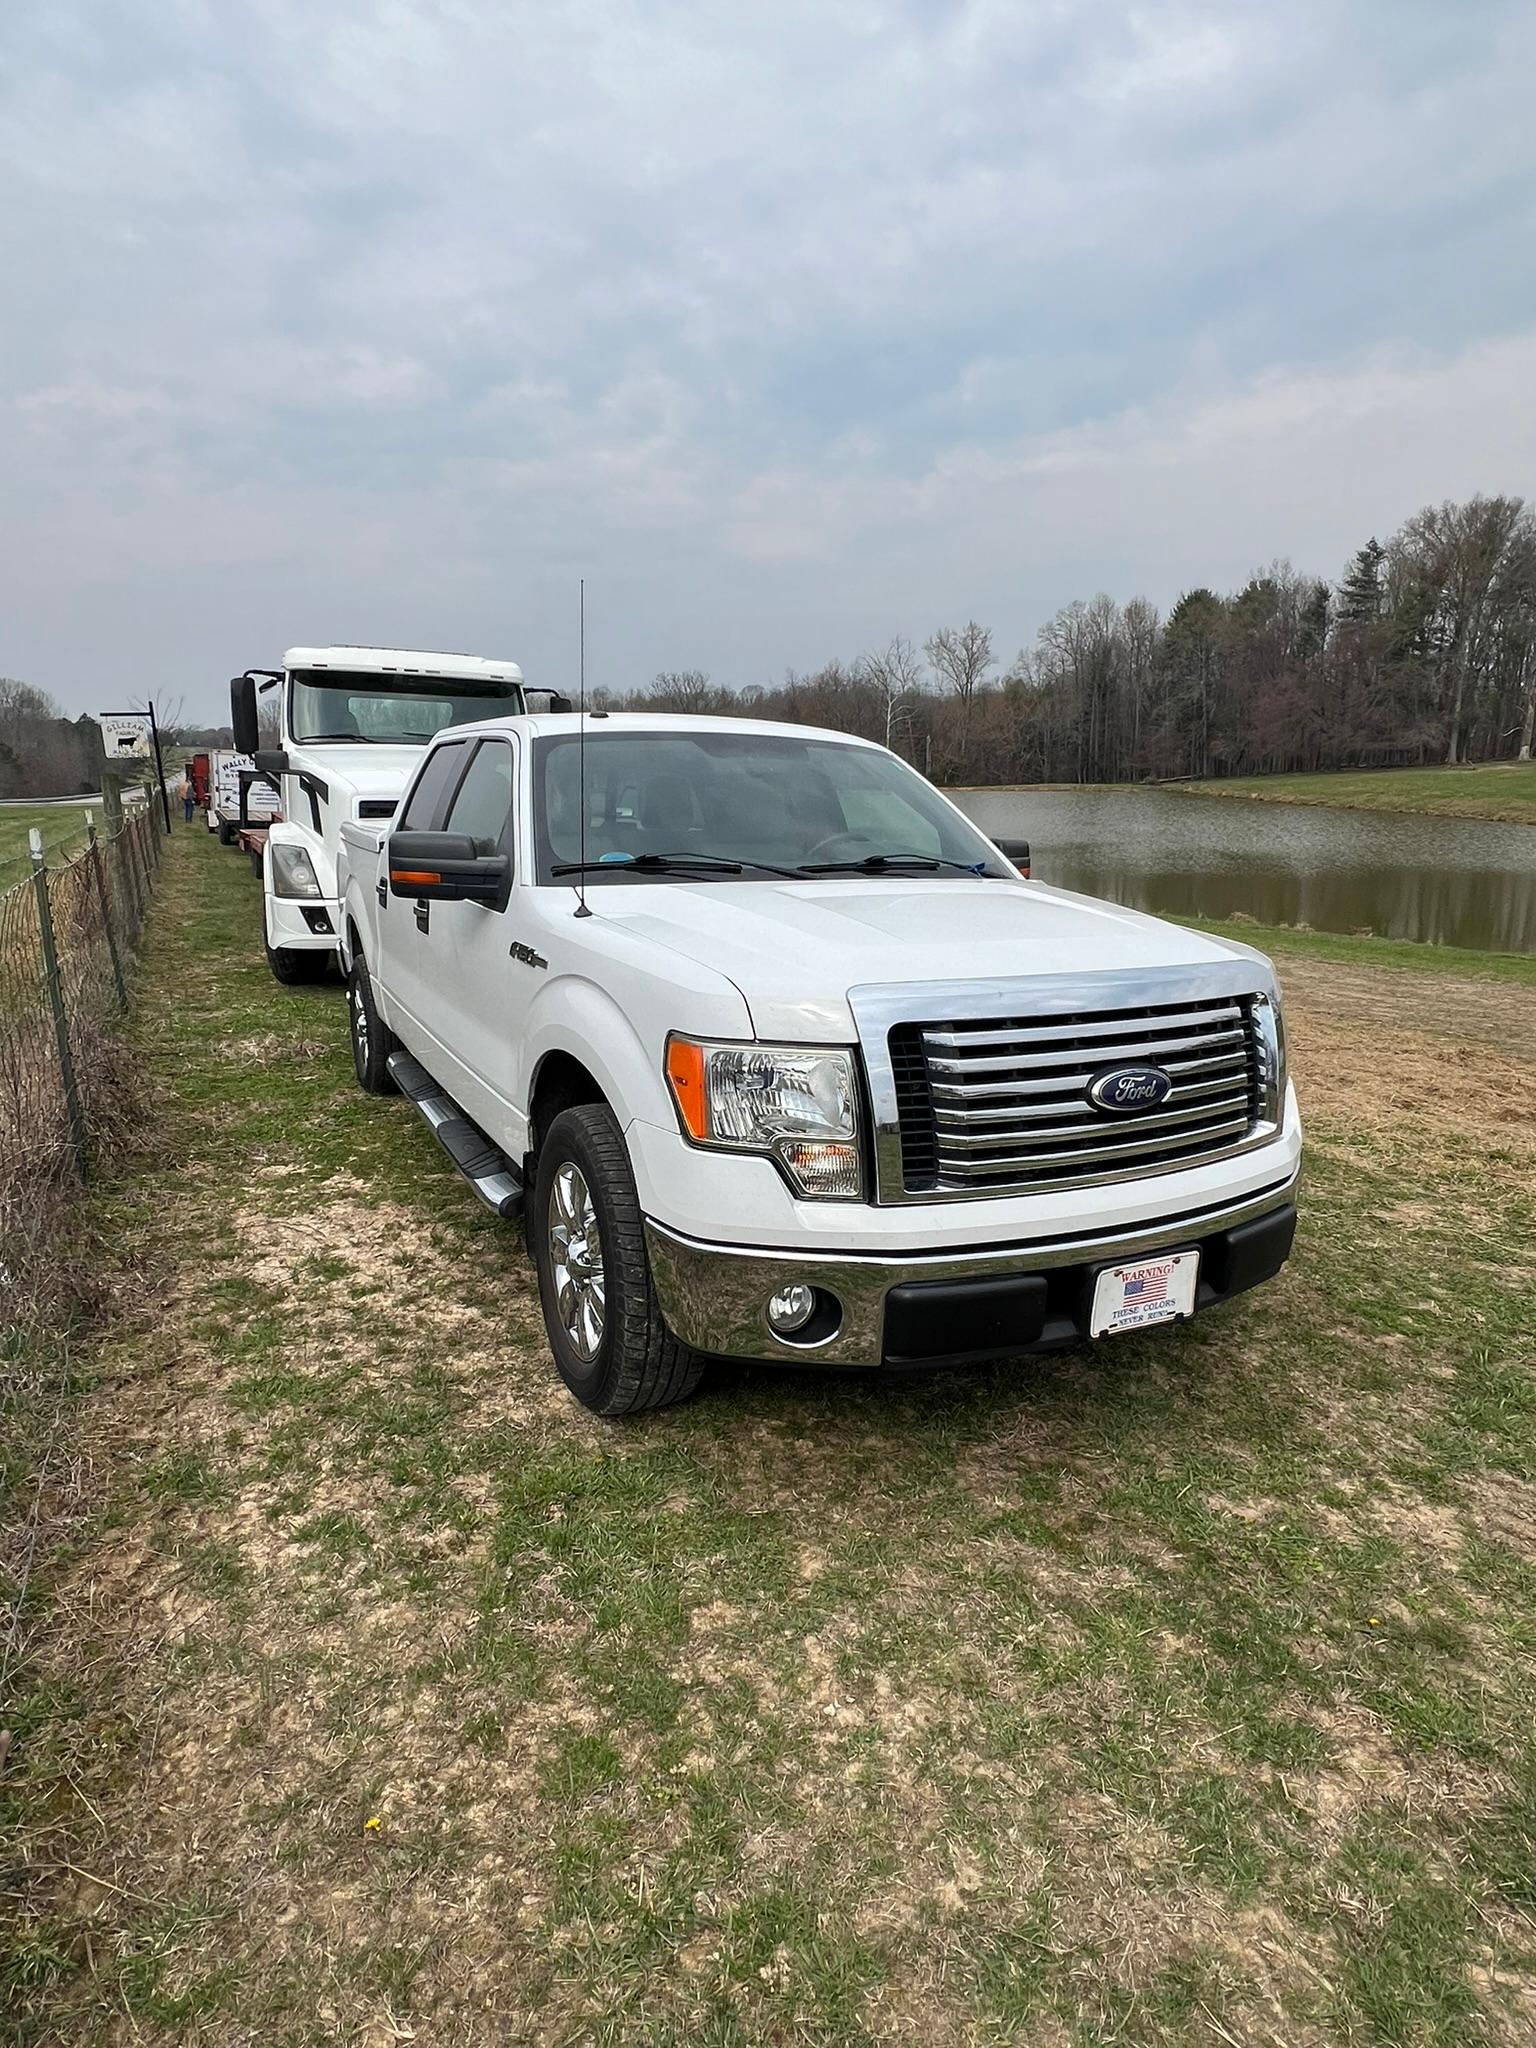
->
766;1283;817;1335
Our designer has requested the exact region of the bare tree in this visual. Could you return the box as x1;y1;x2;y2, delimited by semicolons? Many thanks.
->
646;670;719;714
925;622;993;769
1395;495;1533;763
858;637;925;754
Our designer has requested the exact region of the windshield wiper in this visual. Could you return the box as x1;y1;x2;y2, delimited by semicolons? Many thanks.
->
300;732;387;743
550;851;802;880
797;853;988;877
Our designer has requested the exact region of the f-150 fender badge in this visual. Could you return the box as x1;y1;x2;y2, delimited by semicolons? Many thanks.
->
509;941;548;970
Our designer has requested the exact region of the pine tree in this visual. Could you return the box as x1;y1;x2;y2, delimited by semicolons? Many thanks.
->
1337;538;1385;630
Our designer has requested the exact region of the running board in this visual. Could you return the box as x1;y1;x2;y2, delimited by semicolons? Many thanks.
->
386;1051;524;1220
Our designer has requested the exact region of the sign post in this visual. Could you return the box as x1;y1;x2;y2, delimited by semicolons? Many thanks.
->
96;710;171;833
146;701;171;834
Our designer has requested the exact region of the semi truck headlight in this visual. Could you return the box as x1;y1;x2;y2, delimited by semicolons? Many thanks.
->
270;842;322;899
665;1039;863;1200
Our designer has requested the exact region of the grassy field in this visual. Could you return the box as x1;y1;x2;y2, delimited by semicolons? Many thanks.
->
0;800;105;879
1177;761;1536;826
6;832;1536;2044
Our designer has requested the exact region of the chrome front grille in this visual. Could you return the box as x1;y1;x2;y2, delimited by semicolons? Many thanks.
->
889;995;1263;1196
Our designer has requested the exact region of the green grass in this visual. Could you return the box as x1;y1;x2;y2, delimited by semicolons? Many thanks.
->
1178;759;1536;824
1185;915;1536;987
6;830;1536;2044
0;798;106;876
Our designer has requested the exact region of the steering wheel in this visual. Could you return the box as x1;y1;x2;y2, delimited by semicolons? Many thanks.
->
802;831;876;863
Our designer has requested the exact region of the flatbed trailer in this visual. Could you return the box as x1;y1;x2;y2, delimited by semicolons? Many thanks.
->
237;822;271;877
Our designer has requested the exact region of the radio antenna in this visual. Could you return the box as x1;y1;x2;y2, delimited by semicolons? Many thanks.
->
574;576;592;918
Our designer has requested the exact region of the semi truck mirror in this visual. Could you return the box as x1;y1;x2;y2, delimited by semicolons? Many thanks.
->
231;674;259;753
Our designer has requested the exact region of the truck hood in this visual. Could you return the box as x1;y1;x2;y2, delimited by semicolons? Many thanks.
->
592;878;1266;1039
299;746;424;805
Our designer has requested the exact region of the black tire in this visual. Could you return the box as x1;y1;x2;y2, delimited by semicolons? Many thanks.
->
262;889;330;985
347;953;397;1093
532;1104;705;1416
217;818;237;845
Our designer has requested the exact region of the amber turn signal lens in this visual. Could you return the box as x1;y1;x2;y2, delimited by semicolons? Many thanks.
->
665;1038;708;1141
390;869;442;886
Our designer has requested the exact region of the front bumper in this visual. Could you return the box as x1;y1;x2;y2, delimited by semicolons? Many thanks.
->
645;1170;1298;1368
265;892;340;952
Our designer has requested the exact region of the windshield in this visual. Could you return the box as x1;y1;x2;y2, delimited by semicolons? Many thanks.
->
289;669;522;744
532;729;1005;883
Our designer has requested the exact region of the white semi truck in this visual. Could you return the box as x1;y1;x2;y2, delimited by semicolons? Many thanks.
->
231;646;531;984
336;709;1301;1415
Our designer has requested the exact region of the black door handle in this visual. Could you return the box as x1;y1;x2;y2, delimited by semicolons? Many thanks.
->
376;880;387;908
414;900;430;934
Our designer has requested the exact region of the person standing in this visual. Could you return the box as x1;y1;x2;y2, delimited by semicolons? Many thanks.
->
180;773;196;825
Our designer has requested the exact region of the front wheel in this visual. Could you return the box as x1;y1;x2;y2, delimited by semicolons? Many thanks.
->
347;954;397;1093
532;1104;705;1415
217;818;237;845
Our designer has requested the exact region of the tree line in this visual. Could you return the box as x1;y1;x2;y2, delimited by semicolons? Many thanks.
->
0;679;105;800
615;493;1536;783
5;491;1533;797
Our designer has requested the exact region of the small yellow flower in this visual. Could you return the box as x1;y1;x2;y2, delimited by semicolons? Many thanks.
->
364;1815;382;1832
1368;1617;1381;1628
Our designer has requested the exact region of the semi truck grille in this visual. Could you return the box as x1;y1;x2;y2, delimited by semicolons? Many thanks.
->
889;995;1263;1196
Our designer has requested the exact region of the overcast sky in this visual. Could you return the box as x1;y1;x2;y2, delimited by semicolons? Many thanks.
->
4;1;1535;724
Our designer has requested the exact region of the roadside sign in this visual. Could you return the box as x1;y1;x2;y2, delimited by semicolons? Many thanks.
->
96;712;153;760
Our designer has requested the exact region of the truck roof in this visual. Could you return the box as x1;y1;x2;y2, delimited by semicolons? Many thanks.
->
283;645;525;683
441;710;889;749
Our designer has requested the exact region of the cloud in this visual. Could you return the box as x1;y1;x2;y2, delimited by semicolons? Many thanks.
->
0;0;1533;713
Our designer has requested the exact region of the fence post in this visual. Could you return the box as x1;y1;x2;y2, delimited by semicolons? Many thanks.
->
30;829;89;1180
126;808;149;926
87;813;128;1011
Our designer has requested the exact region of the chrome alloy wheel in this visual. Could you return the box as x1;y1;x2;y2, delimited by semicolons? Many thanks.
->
350;975;369;1063
548;1161;606;1362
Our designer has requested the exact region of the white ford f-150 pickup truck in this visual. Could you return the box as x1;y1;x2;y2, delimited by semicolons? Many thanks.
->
336;712;1300;1414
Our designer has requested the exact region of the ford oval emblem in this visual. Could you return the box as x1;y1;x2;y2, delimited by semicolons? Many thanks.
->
1087;1063;1174;1114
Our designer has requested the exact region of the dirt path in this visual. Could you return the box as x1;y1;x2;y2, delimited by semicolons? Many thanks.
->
11;833;1536;2046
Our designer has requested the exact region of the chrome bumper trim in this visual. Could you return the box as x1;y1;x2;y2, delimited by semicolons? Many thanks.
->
644;1169;1300;1367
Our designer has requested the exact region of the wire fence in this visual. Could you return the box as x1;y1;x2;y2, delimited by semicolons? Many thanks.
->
0;797;161;1329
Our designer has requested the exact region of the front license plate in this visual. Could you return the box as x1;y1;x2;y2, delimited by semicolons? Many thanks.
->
1090;1249;1199;1338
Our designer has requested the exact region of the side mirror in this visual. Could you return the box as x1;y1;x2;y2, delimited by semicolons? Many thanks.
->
230;674;259;754
253;748;289;777
994;836;1031;878
388;830;510;907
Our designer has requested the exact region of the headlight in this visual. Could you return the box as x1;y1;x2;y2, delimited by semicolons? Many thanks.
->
270;842;322;899
1253;990;1287;1121
665;1038;863;1200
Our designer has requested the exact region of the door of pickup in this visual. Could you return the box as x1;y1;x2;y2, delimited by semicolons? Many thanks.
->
379;737;471;1040
412;736;529;1155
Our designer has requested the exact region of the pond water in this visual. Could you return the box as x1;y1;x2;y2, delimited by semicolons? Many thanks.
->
948;786;1536;955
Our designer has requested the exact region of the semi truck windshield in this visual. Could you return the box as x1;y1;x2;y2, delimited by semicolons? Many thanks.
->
290;670;521;744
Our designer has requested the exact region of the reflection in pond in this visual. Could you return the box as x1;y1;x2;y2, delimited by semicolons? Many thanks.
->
949;787;1536;955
